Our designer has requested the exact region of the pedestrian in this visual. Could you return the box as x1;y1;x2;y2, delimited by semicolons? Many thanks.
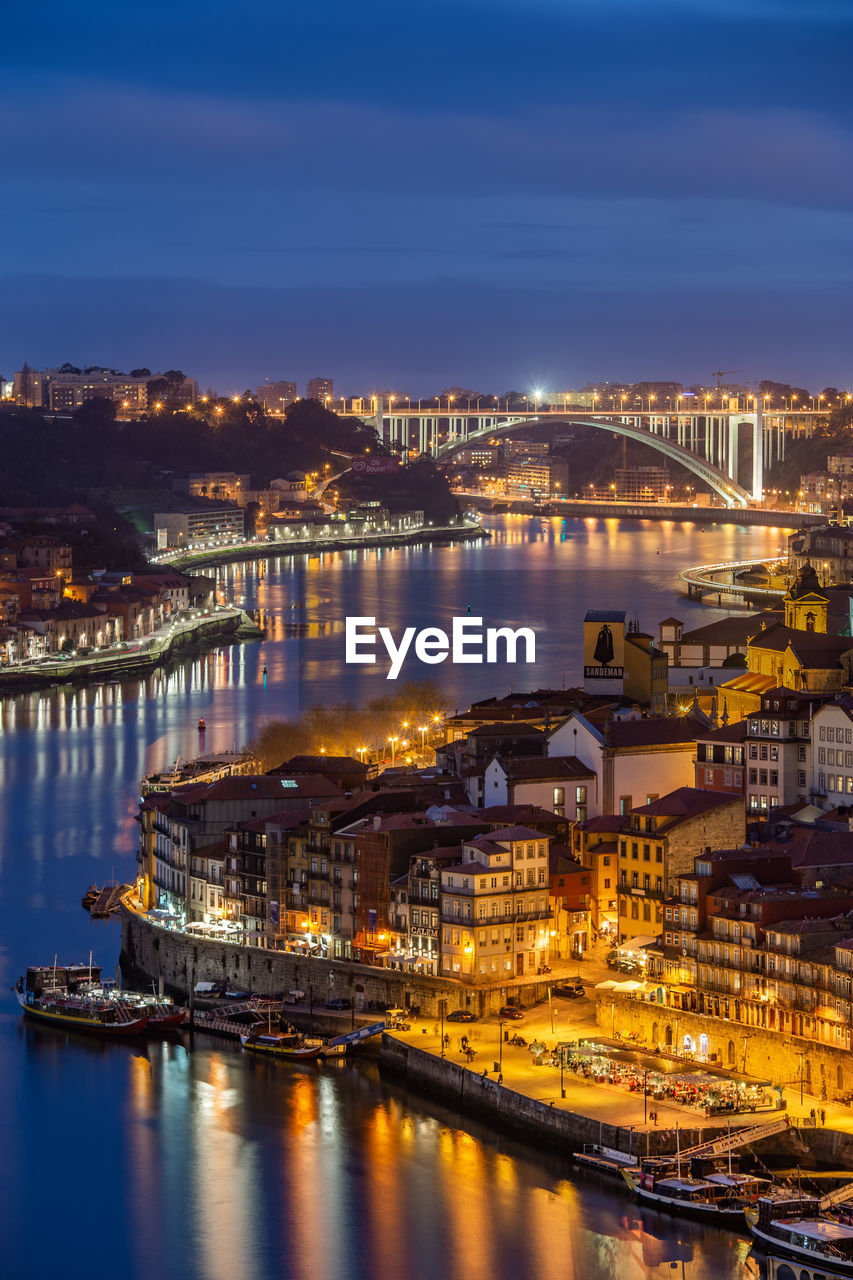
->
821;1108;826;1126
482;1067;488;1078
810;1108;816;1125
498;1072;503;1086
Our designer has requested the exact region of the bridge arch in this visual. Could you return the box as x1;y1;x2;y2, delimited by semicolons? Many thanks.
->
434;416;750;507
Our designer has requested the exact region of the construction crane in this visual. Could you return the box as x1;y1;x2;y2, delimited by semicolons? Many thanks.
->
713;368;743;391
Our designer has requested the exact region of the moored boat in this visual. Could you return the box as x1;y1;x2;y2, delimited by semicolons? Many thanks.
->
15;973;149;1036
84;985;188;1029
240;1028;323;1060
623;1165;769;1225
746;1196;853;1276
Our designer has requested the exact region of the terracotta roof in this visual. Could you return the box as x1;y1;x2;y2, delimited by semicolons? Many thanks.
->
498;755;595;781
172;774;341;802
477;824;550;842
581;815;630;833
679;612;779;647
631;786;741;820
697;721;748;743
443;860;493;876
278;755;368;771
468;722;543;737
605;715;707;749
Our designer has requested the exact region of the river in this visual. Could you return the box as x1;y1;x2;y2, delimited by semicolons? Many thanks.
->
0;515;789;1280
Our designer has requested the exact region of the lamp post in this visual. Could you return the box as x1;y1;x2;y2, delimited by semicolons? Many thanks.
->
440;998;446;1057
644;1068;649;1125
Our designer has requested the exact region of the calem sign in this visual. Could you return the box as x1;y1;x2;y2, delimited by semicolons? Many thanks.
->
350;456;401;475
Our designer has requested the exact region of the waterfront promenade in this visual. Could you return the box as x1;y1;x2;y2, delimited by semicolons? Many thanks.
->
157;517;486;571
0;603;259;692
383;983;853;1144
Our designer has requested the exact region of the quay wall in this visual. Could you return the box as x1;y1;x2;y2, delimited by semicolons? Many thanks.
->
121;910;555;1019
467;498;819;528
379;1035;717;1159
168;522;487;572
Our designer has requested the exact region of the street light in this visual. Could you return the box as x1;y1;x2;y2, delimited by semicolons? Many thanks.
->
388;735;399;765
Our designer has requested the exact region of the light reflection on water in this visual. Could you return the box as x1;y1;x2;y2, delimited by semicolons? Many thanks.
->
0;1024;756;1280
0;516;783;1280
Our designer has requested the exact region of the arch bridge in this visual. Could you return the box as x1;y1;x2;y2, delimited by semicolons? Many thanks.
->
343;403;823;505
435;415;751;506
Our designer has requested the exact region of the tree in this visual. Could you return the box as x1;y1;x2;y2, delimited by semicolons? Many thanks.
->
73;396;117;426
17;362;33;408
147;370;187;411
130;368;151;378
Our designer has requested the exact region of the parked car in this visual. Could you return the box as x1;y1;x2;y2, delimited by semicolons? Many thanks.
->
324;997;351;1010
552;984;585;998
499;1005;524;1020
446;1009;476;1022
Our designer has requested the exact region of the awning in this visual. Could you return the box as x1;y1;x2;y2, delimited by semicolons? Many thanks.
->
595;979;619;989
619;935;656;951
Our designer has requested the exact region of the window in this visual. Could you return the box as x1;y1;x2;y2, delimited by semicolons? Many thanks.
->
619;795;632;815
553;786;565;814
705;768;714;784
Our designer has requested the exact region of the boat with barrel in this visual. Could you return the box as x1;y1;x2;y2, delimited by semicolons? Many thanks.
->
240;1026;324;1061
15;966;149;1036
745;1191;853;1276
84;985;188;1029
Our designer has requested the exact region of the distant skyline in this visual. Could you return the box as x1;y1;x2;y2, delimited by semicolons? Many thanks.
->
2;0;851;392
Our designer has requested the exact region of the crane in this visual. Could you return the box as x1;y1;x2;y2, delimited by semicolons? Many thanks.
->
713;369;743;391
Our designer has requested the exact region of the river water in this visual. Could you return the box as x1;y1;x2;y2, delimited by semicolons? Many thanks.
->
0;516;788;1280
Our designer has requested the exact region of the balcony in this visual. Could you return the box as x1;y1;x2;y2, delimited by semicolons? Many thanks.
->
441;908;553;927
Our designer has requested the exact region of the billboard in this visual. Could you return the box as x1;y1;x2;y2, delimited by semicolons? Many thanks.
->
583;611;626;685
350;456;401;475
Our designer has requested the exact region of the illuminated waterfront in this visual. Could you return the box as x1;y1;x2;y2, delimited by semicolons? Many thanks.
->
0;515;790;1280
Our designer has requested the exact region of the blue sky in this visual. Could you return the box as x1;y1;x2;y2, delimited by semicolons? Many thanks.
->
2;0;851;393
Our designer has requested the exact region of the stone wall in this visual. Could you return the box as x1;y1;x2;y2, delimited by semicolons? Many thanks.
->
380;1036;716;1158
121;910;556;1017
596;993;853;1104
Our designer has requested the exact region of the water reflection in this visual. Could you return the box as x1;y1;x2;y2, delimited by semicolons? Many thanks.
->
1;516;784;1280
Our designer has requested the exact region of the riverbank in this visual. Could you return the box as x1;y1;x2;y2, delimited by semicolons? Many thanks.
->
465;496;819;528
120;906;841;1168
0;606;261;693
161;519;488;571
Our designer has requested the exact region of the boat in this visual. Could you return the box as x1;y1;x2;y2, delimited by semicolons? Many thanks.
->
239;1028;324;1060
197;717;206;731
15;969;149;1036
573;1143;638;1177
745;1195;853;1276
766;1251;850;1280
623;1165;769;1225
85;985;188;1029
